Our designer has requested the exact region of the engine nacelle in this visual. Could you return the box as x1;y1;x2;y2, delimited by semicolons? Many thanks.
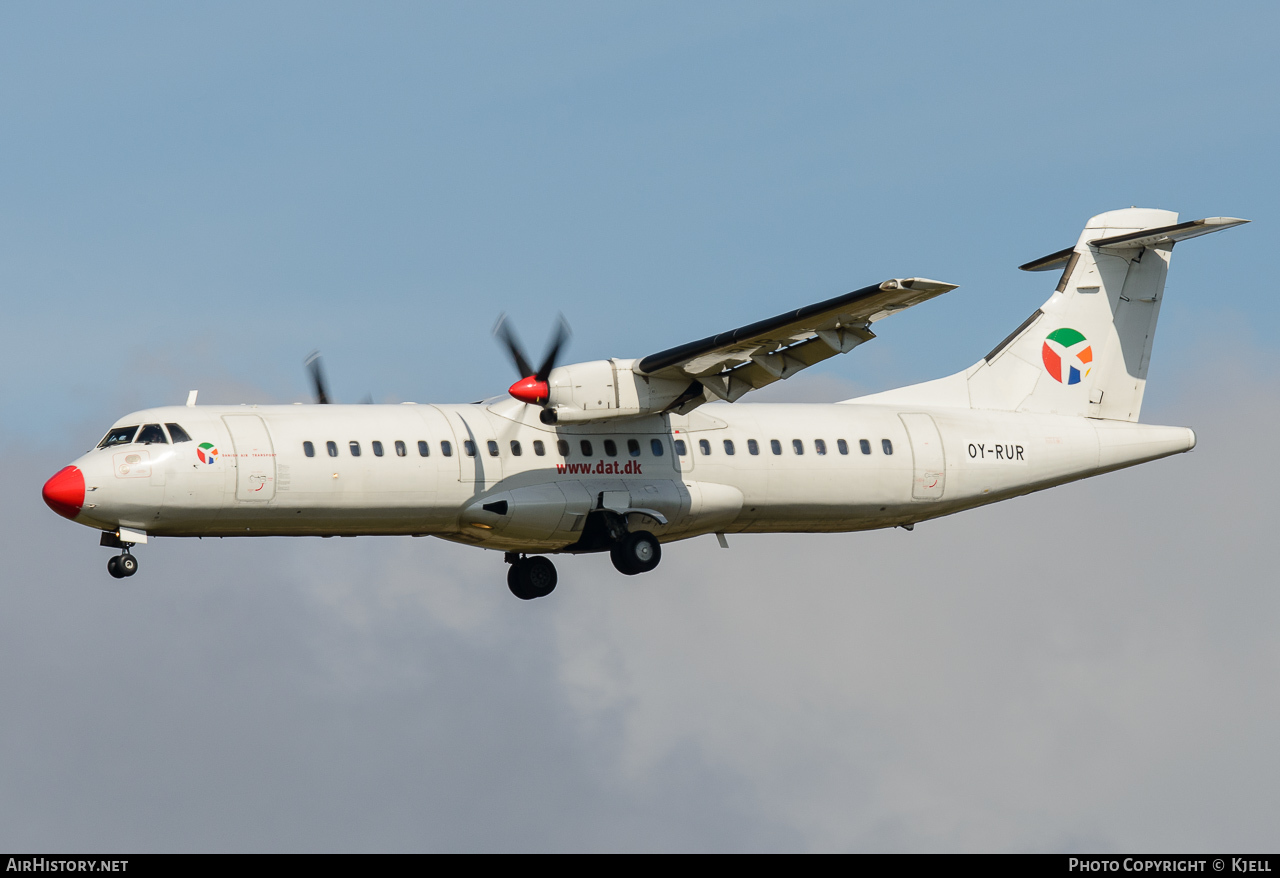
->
542;359;693;424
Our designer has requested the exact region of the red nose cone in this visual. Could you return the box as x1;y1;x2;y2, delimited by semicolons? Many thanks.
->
508;376;549;405
42;466;85;520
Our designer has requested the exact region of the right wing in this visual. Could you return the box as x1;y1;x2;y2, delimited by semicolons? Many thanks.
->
636;277;958;403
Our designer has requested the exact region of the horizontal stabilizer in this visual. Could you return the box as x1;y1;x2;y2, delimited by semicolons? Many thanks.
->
1089;216;1249;250
1020;217;1248;271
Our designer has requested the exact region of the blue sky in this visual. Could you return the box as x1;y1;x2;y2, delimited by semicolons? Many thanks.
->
2;1;1273;443
4;3;1279;852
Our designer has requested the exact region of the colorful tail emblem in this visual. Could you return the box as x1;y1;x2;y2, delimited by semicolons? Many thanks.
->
197;442;219;464
1042;328;1093;385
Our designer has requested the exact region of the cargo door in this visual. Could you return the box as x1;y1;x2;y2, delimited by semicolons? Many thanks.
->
899;413;945;501
222;414;276;501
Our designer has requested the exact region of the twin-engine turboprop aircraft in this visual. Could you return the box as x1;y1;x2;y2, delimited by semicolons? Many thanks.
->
43;208;1245;599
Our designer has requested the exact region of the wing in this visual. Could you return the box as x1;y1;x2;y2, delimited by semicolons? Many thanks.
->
635;277;958;403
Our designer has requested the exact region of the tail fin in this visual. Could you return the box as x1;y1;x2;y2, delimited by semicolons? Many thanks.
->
967;208;1246;421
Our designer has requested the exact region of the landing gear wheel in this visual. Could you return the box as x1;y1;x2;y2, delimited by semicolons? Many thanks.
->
610;530;661;576
507;556;558;600
107;556;125;579
118;553;138;577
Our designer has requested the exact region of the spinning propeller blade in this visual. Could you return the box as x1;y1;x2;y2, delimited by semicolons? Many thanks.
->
493;314;571;405
304;350;331;404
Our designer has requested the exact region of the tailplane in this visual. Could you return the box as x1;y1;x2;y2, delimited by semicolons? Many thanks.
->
854;209;1247;421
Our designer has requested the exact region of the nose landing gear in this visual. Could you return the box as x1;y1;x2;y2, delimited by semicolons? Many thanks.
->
107;551;138;579
505;553;557;600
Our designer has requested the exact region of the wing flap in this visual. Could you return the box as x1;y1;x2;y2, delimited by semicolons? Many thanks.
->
637;278;957;393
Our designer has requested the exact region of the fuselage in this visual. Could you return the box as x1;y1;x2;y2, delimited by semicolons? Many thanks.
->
48;396;1195;553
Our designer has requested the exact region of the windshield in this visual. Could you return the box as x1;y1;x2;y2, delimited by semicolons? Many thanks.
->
136;424;168;445
98;426;139;448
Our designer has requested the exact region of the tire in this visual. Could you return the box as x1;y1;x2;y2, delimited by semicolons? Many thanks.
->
524;556;557;597
508;557;558;600
107;556;125;579
611;530;661;576
118;554;138;577
507;563;536;600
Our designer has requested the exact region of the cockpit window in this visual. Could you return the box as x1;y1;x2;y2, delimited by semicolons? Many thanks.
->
136;424;169;445
98;426;139;448
166;423;192;443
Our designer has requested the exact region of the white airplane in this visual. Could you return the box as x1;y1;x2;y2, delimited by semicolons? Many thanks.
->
43;208;1245;599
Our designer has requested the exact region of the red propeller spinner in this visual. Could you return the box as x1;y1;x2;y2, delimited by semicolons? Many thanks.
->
508;376;550;405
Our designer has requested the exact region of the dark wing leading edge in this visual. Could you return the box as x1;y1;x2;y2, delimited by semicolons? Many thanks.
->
636;277;958;403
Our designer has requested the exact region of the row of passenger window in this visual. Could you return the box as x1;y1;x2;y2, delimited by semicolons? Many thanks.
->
678;438;893;456
302;437;668;459
301;436;892;459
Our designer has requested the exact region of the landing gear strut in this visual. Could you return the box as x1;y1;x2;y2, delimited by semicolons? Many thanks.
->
610;530;661;576
505;553;557;600
107;551;138;579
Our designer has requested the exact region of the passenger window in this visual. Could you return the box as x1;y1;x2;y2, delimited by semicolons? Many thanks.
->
464;440;476;457
487;440;499;457
815;439;827;456
372;441;384;457
440;440;453;457
303;441;315;458
698;439;711;456
603;439;617;457
580;440;593;457
860;439;872;455
723;439;735;455
510;440;522;456
349;441;361;457
557;440;569;456
137;424;168;445
747;439;759;455
650;438;664;457
533;440;546;456
165;423;193;443
627;439;641;457
416;440;429;457
674;439;687;456
327;441;338;457
770;439;782;455
98;426;139;448
396;440;407;457
837;439;849;455
882;439;893;455
792;439;804;455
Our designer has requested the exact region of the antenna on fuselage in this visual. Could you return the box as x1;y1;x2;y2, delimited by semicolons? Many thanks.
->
185;390;198;407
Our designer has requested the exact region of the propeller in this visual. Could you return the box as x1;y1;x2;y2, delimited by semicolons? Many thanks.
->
493;313;570;405
304;350;331;404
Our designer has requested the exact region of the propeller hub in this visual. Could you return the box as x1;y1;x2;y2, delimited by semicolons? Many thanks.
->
508;376;549;405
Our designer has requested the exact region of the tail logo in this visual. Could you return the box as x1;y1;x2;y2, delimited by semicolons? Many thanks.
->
1042;328;1093;385
197;442;219;464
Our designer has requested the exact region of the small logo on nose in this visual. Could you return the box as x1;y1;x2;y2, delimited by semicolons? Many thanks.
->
197;443;219;464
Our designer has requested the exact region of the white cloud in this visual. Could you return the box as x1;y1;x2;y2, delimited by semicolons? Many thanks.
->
5;358;1277;852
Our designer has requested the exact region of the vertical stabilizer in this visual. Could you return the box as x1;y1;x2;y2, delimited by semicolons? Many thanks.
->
966;209;1245;422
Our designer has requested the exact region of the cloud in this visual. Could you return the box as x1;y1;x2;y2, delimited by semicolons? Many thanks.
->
4;355;1278;852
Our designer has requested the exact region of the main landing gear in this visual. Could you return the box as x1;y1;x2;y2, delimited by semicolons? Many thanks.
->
501;527;664;600
610;530;661;576
107;550;138;579
505;553;558;600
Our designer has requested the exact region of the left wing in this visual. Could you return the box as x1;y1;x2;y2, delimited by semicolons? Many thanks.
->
636;277;957;402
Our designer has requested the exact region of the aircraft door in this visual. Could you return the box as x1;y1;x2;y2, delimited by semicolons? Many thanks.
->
222;414;276;502
899;413;945;500
671;430;694;473
446;409;505;487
